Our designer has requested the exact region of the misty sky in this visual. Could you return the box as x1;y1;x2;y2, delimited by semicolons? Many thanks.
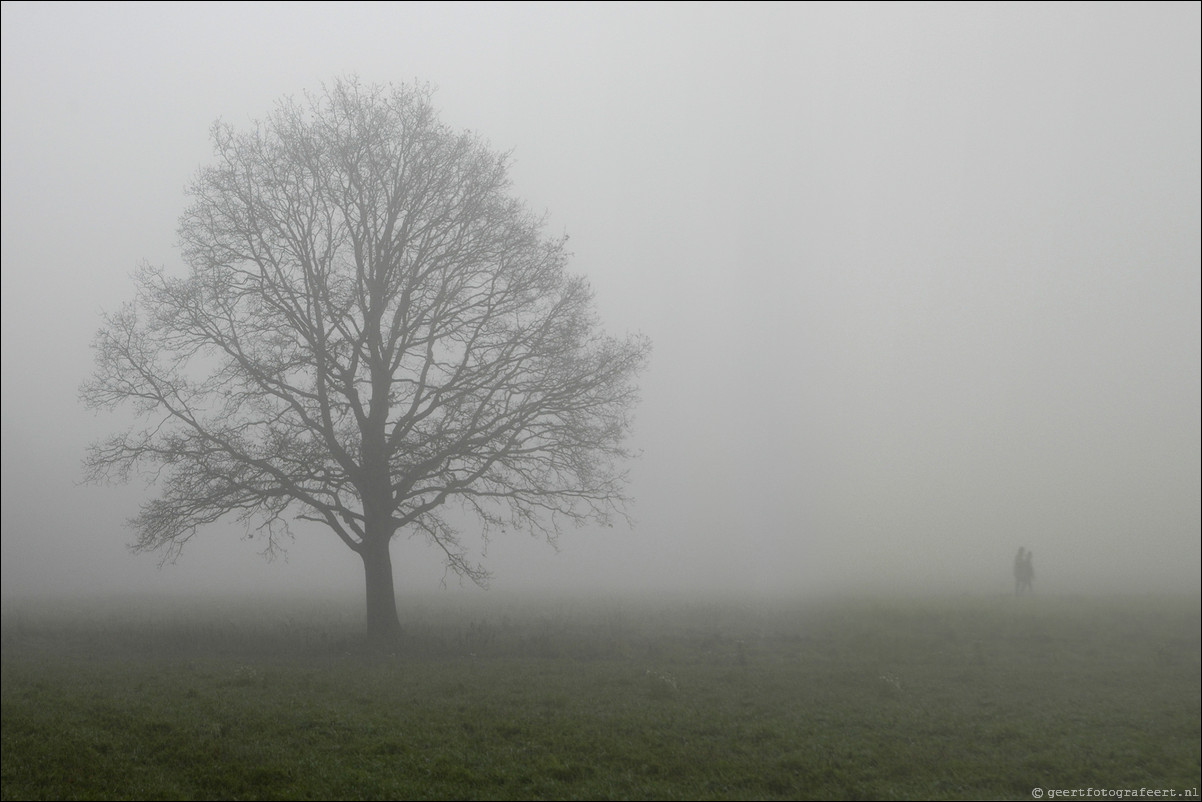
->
2;2;1199;601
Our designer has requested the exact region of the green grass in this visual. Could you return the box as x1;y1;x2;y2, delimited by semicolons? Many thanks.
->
2;593;1199;800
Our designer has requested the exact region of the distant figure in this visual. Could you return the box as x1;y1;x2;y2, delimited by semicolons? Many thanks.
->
1014;547;1034;595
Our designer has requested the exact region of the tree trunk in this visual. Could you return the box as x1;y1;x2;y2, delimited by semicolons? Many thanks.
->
361;536;402;646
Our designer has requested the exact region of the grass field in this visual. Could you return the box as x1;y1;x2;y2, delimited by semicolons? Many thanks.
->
2;592;1198;800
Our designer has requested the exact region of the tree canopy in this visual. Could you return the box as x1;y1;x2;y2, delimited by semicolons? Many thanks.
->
83;79;650;640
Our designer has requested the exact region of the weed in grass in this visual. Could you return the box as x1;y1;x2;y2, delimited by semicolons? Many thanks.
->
878;671;904;699
646;668;679;700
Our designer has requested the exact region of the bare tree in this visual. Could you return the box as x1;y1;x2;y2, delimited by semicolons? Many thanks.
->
82;79;650;643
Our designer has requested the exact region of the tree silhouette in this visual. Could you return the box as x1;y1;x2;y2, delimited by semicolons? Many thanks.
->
82;79;650;642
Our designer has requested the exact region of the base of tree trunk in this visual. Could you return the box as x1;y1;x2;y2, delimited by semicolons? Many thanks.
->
362;538;402;647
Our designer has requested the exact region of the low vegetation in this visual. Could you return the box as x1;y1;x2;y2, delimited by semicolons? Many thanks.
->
2;593;1198;800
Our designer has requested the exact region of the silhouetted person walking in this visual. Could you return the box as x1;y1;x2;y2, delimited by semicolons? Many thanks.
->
1014;547;1034;595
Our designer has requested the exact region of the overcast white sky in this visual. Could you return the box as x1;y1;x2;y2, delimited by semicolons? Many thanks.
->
2;2;1199;602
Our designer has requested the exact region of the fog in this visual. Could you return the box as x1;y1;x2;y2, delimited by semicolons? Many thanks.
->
2;3;1198;603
